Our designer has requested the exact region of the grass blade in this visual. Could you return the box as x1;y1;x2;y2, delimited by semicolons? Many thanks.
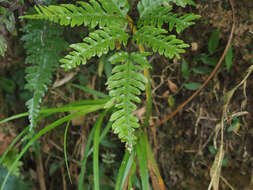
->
136;131;149;190
72;84;110;99
93;110;108;190
0;99;108;125
78;120;112;190
78;126;96;190
115;151;135;190
64;121;72;184
0;104;105;190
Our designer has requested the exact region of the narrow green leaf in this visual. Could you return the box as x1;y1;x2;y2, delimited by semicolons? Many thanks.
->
192;66;212;74
225;45;233;72
93;110;109;190
184;82;201;90
208;29;220;55
78;124;96;190
136;132;149;190
115;151;135;190
64;121;72;184
72;84;109;98
0;105;105;190
181;59;190;79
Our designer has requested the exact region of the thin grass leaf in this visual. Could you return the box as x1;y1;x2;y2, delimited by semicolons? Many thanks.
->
72;83;109;98
0;113;28;125
0;104;105;190
115;151;135;190
78;124;96;190
136;131;149;190
78;120;112;190
0;99;108;125
64;121;72;184
93;110;109;190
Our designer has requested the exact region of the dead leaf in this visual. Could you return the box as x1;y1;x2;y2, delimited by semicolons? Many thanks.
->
191;42;198;51
134;106;146;118
162;90;169;99
209;146;224;190
167;79;178;94
53;72;76;88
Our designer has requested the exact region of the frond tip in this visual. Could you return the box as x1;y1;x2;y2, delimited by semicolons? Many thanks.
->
133;26;189;59
20;1;128;28
105;52;149;151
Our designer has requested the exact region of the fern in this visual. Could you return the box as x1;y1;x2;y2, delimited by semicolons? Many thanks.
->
60;27;129;70
133;26;189;59
137;0;195;19
20;0;199;149
138;4;200;33
20;0;128;28
105;52;149;151
21;19;68;130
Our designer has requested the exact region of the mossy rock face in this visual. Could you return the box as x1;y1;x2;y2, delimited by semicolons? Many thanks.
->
0;165;30;190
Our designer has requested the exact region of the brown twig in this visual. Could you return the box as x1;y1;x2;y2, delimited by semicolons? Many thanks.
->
151;0;236;128
36;153;47;190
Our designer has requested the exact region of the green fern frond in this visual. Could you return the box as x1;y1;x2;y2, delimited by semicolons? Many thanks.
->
21;20;68;130
20;0;128;28
98;0;129;17
138;4;200;33
137;0;195;20
168;0;196;7
133;26;189;59
60;27;129;70
105;52;149;151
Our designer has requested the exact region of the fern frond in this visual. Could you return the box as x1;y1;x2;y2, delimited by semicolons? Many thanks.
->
138;4;200;33
60;27;129;70
137;0;195;20
105;52;149;151
98;0;129;17
20;1;128;28
133;26;189;59
168;0;196;7
21;20;68;129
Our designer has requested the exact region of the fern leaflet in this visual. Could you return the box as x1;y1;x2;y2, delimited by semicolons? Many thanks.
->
60;27;129;70
138;4;200;33
98;0;129;17
133;26;189;59
20;0;128;28
105;52;149;151
21;20;68;130
137;0;195;20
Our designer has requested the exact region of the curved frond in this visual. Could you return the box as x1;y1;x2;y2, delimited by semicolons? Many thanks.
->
60;27;129;70
133;26;189;59
21;20;68;129
105;52;149;151
20;0;128;28
98;0;129;17
138;5;200;33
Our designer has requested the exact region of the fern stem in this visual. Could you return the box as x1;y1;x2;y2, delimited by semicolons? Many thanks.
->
126;14;152;128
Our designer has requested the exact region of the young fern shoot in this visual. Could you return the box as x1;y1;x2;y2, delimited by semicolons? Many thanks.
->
20;0;200;149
